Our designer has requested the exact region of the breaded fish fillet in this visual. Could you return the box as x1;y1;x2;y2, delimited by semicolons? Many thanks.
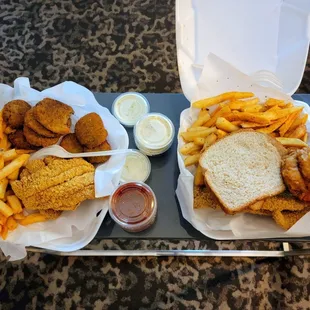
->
23;174;95;210
33;98;73;134
39;209;62;219
12;157;94;199
19;159;47;179
24;109;60;138
273;209;309;230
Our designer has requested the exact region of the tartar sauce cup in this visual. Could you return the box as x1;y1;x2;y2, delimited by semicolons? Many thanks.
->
109;182;157;232
120;150;151;183
112;92;150;127
134;113;175;156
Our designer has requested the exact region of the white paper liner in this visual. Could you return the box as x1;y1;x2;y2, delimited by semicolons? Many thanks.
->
0;78;128;260
176;54;310;240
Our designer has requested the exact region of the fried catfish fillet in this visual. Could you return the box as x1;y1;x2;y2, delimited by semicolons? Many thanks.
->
33;98;74;134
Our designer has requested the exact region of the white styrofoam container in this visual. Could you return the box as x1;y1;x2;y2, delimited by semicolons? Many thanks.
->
176;0;310;100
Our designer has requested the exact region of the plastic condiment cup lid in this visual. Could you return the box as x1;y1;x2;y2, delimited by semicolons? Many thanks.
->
112;92;150;127
134;113;175;150
120;150;151;183
109;182;157;225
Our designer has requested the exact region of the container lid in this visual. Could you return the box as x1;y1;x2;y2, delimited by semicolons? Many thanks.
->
112;92;150;127
109;182;156;225
120;150;151;182
134;113;175;150
176;0;310;99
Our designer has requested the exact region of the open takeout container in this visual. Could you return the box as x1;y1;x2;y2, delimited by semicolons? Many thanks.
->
175;0;310;239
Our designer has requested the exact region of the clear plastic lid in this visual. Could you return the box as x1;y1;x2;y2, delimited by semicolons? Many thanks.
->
134;113;175;150
112;92;150;127
109;182;157;232
120;150;151;182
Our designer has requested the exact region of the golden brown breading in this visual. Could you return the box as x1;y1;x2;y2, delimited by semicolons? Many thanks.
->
84;140;111;164
298;147;310;181
22;174;95;210
12;157;94;199
60;133;83;153
273;209;309;230
33;98;74;134
193;185;222;210
24;109;60;138
19;159;47;179
244;209;272;216
3;100;31;128
8;129;37;150
75;112;107;148
39;209;62;220
282;149;307;197
23;126;60;147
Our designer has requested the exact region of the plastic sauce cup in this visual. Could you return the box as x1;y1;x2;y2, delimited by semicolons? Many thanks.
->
120;150;151;183
134;113;175;156
112;92;150;127
109;182;157;232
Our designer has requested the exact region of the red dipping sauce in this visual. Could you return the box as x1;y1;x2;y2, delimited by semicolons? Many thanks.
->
109;182;157;232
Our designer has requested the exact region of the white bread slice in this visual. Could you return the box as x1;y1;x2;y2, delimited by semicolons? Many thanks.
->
200;131;286;214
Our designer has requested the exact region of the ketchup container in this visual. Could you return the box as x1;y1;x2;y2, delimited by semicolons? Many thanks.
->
109;182;157;232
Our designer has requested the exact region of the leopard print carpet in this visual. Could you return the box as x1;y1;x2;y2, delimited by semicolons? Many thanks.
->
1;1;310;309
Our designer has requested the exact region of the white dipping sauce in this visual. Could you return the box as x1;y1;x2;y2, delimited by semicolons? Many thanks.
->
112;92;149;127
120;150;151;182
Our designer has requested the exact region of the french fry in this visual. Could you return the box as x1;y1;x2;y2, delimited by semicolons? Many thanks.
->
202;133;217;151
0;200;13;218
0;178;8;199
193;137;205;146
0;213;7;225
241;104;264;113
204;105;231;127
0;225;2;234
7;195;22;214
0;134;8;150
232;111;271;124
14;212;26;220
192;92;254;109
19;213;48;226
8;168;19;181
264;98;286;107
265;105;281;112
194;165;204;186
0;155;4;170
256;117;288;134
289;114;308;132
16;149;36;154
1;224;8;240
264;107;303;121
180;127;217;142
191;112;210;127
6;216;18;231
287;124;307;139
187;126;208;132
303;133;308;143
276;137;307;148
231;120;242;126
284;103;294;108
216;129;228;139
4;127;16;135
4;189;14;201
210;105;221;117
198;109;208;117
180;142;201;155
240;122;266;128
228;98;259;110
0;154;30;181
216;117;239;132
3;149;18;162
279;111;301;137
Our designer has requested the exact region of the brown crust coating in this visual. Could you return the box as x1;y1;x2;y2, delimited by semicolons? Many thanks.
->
24;109;60;138
298;147;310;181
75;112;107;148
23;126;59;147
39;209;62;220
3;100;31;128
33;98;73;134
84;140;111;164
60;133;84;153
8;130;37;150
